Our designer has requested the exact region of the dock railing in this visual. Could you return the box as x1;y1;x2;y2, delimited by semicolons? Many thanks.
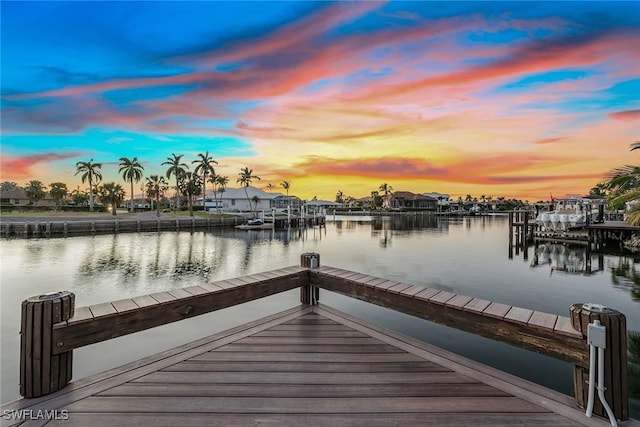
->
19;252;628;421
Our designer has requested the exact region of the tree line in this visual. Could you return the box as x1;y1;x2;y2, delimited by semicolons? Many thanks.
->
1;152;294;217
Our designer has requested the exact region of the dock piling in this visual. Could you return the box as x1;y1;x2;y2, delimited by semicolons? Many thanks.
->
570;303;628;420
20;291;75;398
300;253;320;305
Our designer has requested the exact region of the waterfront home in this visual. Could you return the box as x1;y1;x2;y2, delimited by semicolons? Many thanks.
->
0;189;55;207
424;192;450;206
389;191;438;209
199;186;301;212
305;199;342;209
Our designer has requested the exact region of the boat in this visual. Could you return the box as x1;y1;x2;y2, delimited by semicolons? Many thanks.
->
235;218;273;230
535;197;601;232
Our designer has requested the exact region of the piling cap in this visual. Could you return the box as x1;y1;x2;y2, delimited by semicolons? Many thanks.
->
582;303;612;313
26;291;72;303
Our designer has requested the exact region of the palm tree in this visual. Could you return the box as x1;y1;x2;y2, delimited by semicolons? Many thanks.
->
162;154;188;211
379;183;393;209
266;183;276;192
119;157;144;213
179;172;202;217
145;175;168;217
238;167;261;215
192;151;217;210
75;159;102;211
215;175;229;212
24;180;46;205
252;195;260;211
208;172;219;212
336;190;344;204
281;180;291;209
97;182;126;216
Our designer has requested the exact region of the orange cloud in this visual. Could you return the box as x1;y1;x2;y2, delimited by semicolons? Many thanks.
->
1;153;83;179
533;137;568;145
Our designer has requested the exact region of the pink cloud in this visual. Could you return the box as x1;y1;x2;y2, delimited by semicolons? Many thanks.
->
533;137;568;145
608;109;640;121
1;153;83;179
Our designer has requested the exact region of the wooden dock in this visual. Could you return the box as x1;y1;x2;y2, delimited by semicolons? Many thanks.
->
2;305;622;427
2;254;636;426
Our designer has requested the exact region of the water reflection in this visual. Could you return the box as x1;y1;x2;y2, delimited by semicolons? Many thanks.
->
3;216;639;415
630;332;640;413
610;257;640;302
530;243;604;276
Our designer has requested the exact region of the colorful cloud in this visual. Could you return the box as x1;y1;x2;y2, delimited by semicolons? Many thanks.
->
0;2;638;200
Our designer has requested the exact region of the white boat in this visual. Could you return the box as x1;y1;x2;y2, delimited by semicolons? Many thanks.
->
235;218;273;230
535;197;602;232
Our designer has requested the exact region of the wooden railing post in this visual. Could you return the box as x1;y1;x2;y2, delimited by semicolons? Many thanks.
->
570;303;628;420
20;291;75;398
300;253;320;305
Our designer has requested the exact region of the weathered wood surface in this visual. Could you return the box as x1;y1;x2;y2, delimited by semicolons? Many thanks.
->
20;292;74;398
51;267;307;353
570;304;628;421
309;266;589;367
1;306;611;427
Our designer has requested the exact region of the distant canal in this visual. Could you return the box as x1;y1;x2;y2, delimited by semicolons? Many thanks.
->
1;214;639;415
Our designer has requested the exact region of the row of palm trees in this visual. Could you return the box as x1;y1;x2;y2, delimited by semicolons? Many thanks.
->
74;153;292;217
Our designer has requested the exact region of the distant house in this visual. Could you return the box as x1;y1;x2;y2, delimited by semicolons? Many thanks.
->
305;200;342;209
199;186;301;212
389;191;437;209
424;192;450;206
0;189;55;207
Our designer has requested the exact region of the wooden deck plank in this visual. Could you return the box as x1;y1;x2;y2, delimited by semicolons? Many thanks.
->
88;302;117;318
198;282;225;293
462;298;492;314
528;311;559;331
97;382;508;398
213;344;406;353
130;295;157;308
162;360;449;373
43;413;584;427
374;280;403;290
181;286;209;296
234;336;384;345
446;294;474;309
166;288;192;300
429;291;457;305
554;316;582;338
505;307;534;325
64;396;550;413
254;329;368;337
110;299;139;313
387;283;414;294
399;285;428;297
413;287;441;301
67;306;93;323
190;352;426;363
482;302;512;319
149;292;175;304
131;371;477;384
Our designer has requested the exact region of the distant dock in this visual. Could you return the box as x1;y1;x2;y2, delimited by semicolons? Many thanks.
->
508;211;639;249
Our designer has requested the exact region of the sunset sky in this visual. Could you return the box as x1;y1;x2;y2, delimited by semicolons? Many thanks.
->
1;1;639;201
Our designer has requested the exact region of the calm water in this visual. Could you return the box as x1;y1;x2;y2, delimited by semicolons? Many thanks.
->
1;214;639;414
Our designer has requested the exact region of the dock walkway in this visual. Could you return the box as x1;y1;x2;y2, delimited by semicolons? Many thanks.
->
2;304;622;426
